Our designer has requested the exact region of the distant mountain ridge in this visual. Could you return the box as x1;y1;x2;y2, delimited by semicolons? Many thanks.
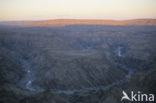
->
1;19;156;26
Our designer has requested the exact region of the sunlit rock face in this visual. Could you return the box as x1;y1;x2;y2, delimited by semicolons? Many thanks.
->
0;25;156;92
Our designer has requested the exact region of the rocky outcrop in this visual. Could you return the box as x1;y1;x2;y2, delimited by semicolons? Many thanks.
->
0;50;23;86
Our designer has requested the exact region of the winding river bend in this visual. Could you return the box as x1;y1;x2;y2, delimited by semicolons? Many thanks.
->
116;46;123;57
17;46;133;94
17;58;44;92
116;46;133;79
50;46;134;94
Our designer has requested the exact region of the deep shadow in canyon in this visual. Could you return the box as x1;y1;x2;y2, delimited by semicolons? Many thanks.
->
0;25;156;103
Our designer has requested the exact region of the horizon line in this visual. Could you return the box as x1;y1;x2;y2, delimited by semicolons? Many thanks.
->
1;18;156;22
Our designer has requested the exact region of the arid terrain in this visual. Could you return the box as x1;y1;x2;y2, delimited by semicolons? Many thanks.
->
0;23;156;103
1;19;156;27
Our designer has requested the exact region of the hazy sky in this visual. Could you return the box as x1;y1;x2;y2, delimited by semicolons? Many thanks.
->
0;0;156;21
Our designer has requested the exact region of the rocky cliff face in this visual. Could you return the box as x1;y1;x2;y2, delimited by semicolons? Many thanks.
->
0;25;156;103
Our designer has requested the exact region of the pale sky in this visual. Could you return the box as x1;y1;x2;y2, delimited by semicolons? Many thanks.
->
0;0;156;21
